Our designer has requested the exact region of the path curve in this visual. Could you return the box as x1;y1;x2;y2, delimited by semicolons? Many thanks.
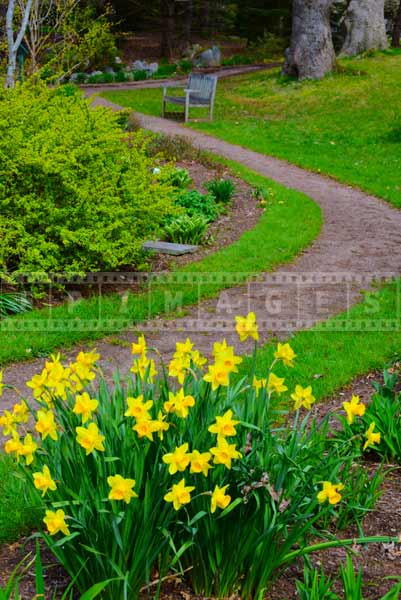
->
2;96;401;409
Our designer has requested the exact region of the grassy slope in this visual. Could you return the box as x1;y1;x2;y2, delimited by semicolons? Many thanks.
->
103;50;401;207
0;168;321;366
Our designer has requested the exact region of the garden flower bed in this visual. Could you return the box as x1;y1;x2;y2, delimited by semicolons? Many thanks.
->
1;314;400;598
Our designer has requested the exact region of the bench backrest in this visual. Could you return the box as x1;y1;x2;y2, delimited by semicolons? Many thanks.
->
188;73;217;101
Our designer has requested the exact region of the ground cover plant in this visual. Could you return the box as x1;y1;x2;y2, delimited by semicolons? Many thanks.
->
0;315;397;598
102;51;401;208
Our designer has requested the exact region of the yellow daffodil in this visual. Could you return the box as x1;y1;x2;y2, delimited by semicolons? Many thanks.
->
33;466;57;497
174;338;194;358
203;363;230;391
213;338;229;358
69;362;96;391
35;410;58;441
130;356;157;382
210;438;242;469
363;422;381;451
107;474;138;504
132;418;158;441
131;334;147;356
152;411;170;440
253;375;267;395
26;369;48;399
19;434;37;465
267;372;288;395
12;402;29;424
43;509;70;536
291;385;315;410
75;349;100;368
211;484;231;513
124;396;153;420
76;422;105;455
4;431;22;456
274;343;296;367
317;481;344;505
343;395;366;425
164;388;195;419
190;450;212;477
191;349;207;368
164;478;195;511
212;340;242;373
168;356;190;384
0;410;17;436
208;409;239;440
235;312;259;342
73;392;98;424
162;443;191;474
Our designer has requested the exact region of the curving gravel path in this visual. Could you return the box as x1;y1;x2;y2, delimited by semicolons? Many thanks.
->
1;95;401;409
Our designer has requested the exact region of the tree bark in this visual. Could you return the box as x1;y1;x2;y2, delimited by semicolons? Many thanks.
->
340;0;388;56
160;0;175;59
392;0;401;46
283;0;336;80
5;0;33;88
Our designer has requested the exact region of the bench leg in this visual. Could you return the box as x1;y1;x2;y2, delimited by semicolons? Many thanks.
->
162;98;166;118
209;102;214;121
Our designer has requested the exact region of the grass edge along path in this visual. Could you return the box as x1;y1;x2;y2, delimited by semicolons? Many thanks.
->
239;280;401;403
0;165;322;366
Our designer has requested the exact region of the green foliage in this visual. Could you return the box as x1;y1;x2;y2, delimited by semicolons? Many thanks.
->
296;562;337;600
0;83;175;275
205;178;235;203
164;213;209;244
86;72;114;84
133;69;148;81
175;190;219;221
163;166;192;189
0;293;31;318
153;64;177;79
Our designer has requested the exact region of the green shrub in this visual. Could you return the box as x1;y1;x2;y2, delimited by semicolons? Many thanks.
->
205;178;235;203
0;83;175;276
175;189;219;222
133;69;148;81
86;72;114;84
177;59;193;74
114;70;128;83
153;64;177;79
0;293;31;318
164;214;209;244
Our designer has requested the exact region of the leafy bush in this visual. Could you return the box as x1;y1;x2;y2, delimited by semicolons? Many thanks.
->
0;83;176;275
164;213;209;244
86;72;114;84
1;316;395;599
114;70;128;83
205;178;235;203
153;64;177;79
175;189;219;222
177;59;193;74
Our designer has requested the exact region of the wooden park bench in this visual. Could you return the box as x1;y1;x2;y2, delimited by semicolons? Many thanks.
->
162;73;218;123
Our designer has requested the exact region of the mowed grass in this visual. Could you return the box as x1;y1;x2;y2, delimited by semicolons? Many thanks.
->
0;166;321;366
103;50;401;208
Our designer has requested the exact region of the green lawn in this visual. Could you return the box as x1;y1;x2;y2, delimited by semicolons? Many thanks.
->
0;165;321;366
102;50;401;208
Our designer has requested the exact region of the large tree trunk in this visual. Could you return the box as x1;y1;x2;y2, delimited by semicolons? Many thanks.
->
283;0;336;80
392;0;401;46
340;0;388;56
160;0;176;59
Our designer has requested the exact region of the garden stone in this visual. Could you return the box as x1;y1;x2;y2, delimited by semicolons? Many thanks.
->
194;46;221;68
142;241;198;255
146;62;159;75
104;67;116;75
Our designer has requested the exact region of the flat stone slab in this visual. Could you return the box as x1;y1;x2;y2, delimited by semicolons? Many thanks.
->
142;241;199;255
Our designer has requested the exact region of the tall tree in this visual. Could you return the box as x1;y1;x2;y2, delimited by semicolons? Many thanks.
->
283;0;336;80
340;0;387;56
392;0;401;47
5;0;33;87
